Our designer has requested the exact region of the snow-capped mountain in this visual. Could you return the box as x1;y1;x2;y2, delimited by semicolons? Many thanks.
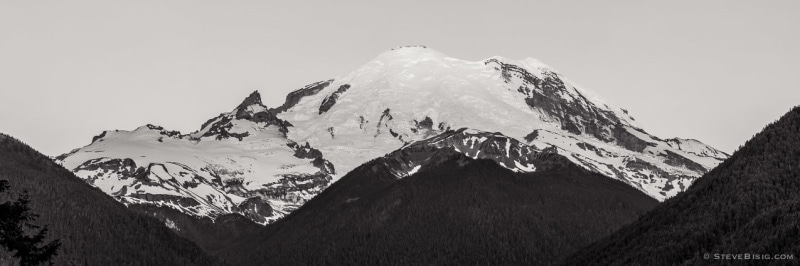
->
57;92;334;224
275;46;727;200
57;46;727;225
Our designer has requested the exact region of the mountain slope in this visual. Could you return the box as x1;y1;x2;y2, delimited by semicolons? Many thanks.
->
0;133;221;265
217;136;659;265
57;92;334;224
563;106;800;265
275;46;727;200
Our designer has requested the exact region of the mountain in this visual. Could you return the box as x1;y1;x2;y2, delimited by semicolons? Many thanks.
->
0;133;221;265
56;46;727;225
563;106;800;265
56;91;335;225
214;130;659;265
274;46;727;200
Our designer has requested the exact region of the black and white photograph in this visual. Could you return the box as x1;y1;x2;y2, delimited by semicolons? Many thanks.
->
1;0;799;265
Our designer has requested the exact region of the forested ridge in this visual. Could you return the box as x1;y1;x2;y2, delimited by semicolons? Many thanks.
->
0;133;222;265
218;151;657;265
563;106;800;265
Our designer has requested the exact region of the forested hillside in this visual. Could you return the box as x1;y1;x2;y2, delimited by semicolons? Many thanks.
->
0;133;221;265
219;151;658;265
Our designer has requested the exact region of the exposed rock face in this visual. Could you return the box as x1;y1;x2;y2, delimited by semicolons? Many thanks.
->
524;130;540;142
662;150;707;172
91;131;107;143
270;79;333;114
74;158;147;182
487;58;628;144
318;84;351;114
145;124;181;138
288;141;336;174
199;91;292;139
487;58;623;141
610;126;654;152
234;197;274;224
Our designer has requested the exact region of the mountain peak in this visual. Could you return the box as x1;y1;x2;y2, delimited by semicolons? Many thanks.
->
376;45;447;61
387;45;430;52
236;90;263;110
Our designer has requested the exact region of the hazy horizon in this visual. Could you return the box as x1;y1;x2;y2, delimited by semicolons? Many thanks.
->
1;0;799;155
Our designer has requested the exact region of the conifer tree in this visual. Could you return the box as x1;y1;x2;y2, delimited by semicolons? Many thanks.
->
0;180;61;266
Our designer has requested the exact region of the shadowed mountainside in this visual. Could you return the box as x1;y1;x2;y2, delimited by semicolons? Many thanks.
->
218;149;658;265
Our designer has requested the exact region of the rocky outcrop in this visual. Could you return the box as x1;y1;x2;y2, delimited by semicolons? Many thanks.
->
486;58;650;150
576;142;604;157
74;158;148;182
199;91;292;139
288;141;336;175
318;84;351;114
234;197;274;224
612;126;655;153
250;172;332;203
199;115;251;140
146;124;182;138
524;130;539;142
91;131;107;143
271;80;333;114
662;150;707;172
374;108;394;137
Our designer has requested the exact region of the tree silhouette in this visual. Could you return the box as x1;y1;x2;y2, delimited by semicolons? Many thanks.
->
0;180;61;266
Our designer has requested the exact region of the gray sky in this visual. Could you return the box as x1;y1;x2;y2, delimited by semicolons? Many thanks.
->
1;0;798;156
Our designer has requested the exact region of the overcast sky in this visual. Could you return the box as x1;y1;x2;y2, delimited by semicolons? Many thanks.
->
1;0;798;155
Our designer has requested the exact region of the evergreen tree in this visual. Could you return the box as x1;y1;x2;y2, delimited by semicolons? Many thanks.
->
0;180;61;266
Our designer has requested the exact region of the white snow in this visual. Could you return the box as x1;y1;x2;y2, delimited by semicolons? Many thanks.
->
276;46;726;201
407;165;422;176
514;160;537;172
165;218;179;231
60;106;327;224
